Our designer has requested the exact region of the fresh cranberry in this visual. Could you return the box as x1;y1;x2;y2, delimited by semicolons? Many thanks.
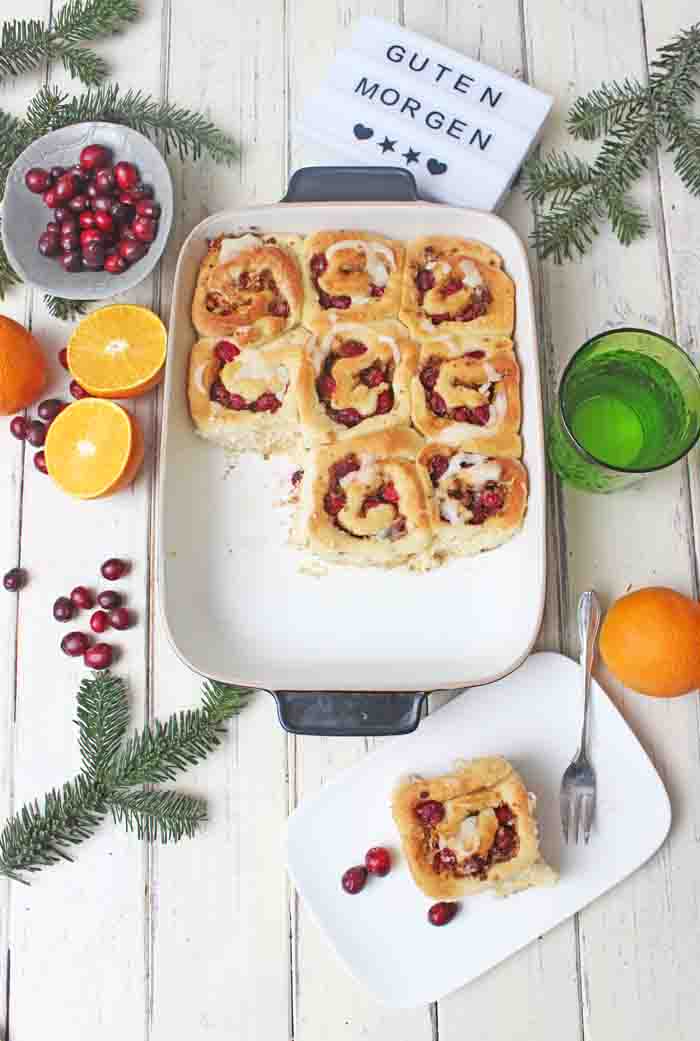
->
79;144;112;171
104;253;127;274
50;166;66;181
381;482;399;504
427;454;450;485
70;380;90;400
97;589;122;609
82;248;105;272
61;250;83;273
94;211;114;233
291;469;303;488
53;596;74;622
59;348;69;370
10;416;28;440
53;206;72;223
324;492;345;515
70;586;94;610
68;193;90;213
337;339;367;358
317;373;336;401
92;195;113;214
309;252;327;277
79;211;97;229
430;393;447;416
46;221;61;237
331;456;360;481
101;558;128;581
58;216;77;235
495;804;513;825
108;606;131;630
442;278;463;296
341;866;367;894
254;393;281;413
90;609;109;633
117;239;147;263
334;408;362;427
414;800;445;826
33;450;47;474
214;340;240;363
54;174;79;203
228;394;247;410
376;389;393;414
38;233;59;258
428;902;459;926
61;631;91;657
111;202;133;226
416;269;435;292
94;167;115;194
60;232;80;254
481;488;504;512
3;568;26;592
135;199;161;219
364;847;391;876
86;183;99;200
132;215;157;242
80;227;102;248
114;161;138;190
132;183;153;200
119;191;137;206
84;642;113;670
26;420;46;447
25;167;51;193
42;188;59;208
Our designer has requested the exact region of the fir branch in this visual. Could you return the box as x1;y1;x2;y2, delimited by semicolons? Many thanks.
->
0;0;139;86
530;191;604;265
0;776;106;883
0;221;22;300
649;21;700;110
568;78;649;141
44;295;92;320
602;190;650;246
76;672;130;783
521;149;594;205
108;789;207;843
664;106;700;196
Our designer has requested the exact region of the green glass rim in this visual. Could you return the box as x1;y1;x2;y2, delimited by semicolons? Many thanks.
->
558;326;700;475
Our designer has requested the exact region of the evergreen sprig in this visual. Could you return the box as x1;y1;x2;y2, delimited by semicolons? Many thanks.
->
523;21;700;263
0;672;249;883
0;1;139;87
44;295;91;320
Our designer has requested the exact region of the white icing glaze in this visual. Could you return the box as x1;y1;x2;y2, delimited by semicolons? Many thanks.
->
377;335;400;365
232;348;273;381
339;454;378;489
484;362;503;383
460;258;484;289
443;452;487;482
194;362;208;395
439;498;461;525
326;239;394;286
217;233;261;265
462;461;502;487
438;814;479;855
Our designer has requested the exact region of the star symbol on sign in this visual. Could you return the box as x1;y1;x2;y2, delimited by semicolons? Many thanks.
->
402;147;420;164
378;136;396;154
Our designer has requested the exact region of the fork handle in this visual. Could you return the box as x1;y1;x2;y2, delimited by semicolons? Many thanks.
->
577;591;602;758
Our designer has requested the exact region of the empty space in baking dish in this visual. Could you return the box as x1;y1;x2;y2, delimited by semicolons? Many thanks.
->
158;203;545;691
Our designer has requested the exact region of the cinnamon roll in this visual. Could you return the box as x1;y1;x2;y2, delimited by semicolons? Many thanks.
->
303;230;405;326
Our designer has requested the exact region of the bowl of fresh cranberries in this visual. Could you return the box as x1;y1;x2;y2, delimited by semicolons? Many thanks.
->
1;121;173;299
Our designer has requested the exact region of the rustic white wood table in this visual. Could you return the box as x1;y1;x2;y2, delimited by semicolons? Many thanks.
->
2;1;699;1038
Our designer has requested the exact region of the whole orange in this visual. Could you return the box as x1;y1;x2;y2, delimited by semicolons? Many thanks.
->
0;315;47;415
599;586;700;697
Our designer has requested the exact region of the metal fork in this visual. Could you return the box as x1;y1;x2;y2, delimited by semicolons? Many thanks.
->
560;590;602;844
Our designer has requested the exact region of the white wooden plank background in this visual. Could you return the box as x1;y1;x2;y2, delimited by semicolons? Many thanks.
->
1;1;699;1038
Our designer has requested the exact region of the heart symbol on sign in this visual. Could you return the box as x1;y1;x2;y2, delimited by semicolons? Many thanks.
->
353;123;374;141
427;158;448;175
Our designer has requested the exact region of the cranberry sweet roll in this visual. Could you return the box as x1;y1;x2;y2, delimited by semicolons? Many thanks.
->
294;428;432;567
411;344;522;456
400;235;515;339
296;320;418;445
418;445;528;559
392;756;557;900
192;232;304;344
302;230;405;326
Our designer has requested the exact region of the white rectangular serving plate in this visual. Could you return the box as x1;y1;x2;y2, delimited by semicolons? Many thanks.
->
285;653;672;1008
158;202;545;690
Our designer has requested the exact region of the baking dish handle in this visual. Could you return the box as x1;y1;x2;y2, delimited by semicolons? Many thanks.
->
282;166;419;203
270;691;427;737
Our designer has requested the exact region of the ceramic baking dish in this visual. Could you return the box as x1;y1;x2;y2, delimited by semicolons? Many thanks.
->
157;167;546;736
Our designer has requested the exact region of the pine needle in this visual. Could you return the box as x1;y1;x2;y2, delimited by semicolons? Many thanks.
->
76;672;130;782
44;295;92;320
0;221;23;300
108;789;207;843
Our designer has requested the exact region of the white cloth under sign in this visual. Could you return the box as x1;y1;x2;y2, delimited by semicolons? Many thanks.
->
298;17;553;210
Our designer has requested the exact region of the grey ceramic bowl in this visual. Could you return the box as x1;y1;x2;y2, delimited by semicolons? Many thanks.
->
2;122;173;299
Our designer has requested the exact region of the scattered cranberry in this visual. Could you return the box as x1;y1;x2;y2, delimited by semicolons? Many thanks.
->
108;607;131;630
70;585;94;610
70;380;90;400
428;902;459;927
364;847;391;876
33;450;47;474
10;416;28;440
58;347;69;370
97;589;122;609
61;631;91;657
101;558;128;581
341;866;368;894
26;420;46;447
291;469;303;488
90;609;109;634
3;567;26;591
25;168;51;193
414;800;445;826
84;643;113;670
38;399;65;423
53;596;74;622
80;144;112;171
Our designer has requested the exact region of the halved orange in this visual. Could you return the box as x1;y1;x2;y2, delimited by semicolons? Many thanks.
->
45;399;144;499
67;304;167;398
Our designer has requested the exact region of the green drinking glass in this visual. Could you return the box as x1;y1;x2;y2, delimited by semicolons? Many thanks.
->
547;328;700;493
